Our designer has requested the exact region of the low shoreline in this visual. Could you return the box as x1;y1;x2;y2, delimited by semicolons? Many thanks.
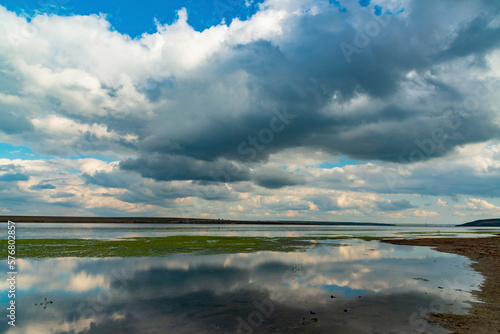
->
383;236;500;334
0;215;396;226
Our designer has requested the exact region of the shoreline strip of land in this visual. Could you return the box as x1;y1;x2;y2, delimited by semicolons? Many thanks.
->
4;215;500;226
0;215;396;226
383;236;500;334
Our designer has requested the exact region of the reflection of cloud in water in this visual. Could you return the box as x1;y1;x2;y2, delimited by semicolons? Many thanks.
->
2;241;482;334
1;258;79;292
7;223;499;240
114;233;142;239
69;272;108;292
144;241;390;272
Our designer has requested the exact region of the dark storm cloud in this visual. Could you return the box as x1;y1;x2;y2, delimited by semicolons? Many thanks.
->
116;183;238;206
252;168;306;189
439;15;500;60
81;168;240;205
120;155;251;182
116;0;500;185
2;0;500;207
119;154;306;189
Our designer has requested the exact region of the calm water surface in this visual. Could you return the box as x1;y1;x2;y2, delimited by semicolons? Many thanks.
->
1;224;498;334
4;223;500;239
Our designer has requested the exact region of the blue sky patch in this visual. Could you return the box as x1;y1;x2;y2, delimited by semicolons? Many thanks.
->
358;0;370;7
0;142;44;160
1;0;265;37
319;156;360;169
319;284;370;299
0;143;117;163
329;0;347;12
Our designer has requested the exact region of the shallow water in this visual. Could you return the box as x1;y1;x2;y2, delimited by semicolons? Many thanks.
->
2;222;499;240
0;224;489;334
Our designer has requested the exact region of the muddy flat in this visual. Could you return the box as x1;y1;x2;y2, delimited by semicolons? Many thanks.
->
384;236;500;334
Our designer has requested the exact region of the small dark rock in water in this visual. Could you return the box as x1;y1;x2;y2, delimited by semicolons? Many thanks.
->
310;318;318;322
310;311;316;315
344;309;348;312
330;295;335;298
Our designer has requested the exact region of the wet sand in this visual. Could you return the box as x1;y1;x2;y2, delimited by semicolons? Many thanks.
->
384;236;500;334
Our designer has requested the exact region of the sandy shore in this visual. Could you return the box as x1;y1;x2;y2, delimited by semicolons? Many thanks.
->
384;236;500;334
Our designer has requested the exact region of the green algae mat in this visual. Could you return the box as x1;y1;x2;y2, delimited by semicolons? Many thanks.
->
1;236;326;259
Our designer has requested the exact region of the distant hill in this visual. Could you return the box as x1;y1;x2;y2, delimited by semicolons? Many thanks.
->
458;218;500;227
0;215;394;226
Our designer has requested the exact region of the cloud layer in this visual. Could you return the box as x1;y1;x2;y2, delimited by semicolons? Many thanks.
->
0;0;500;222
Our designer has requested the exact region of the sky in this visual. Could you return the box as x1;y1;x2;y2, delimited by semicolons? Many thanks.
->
0;0;500;224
